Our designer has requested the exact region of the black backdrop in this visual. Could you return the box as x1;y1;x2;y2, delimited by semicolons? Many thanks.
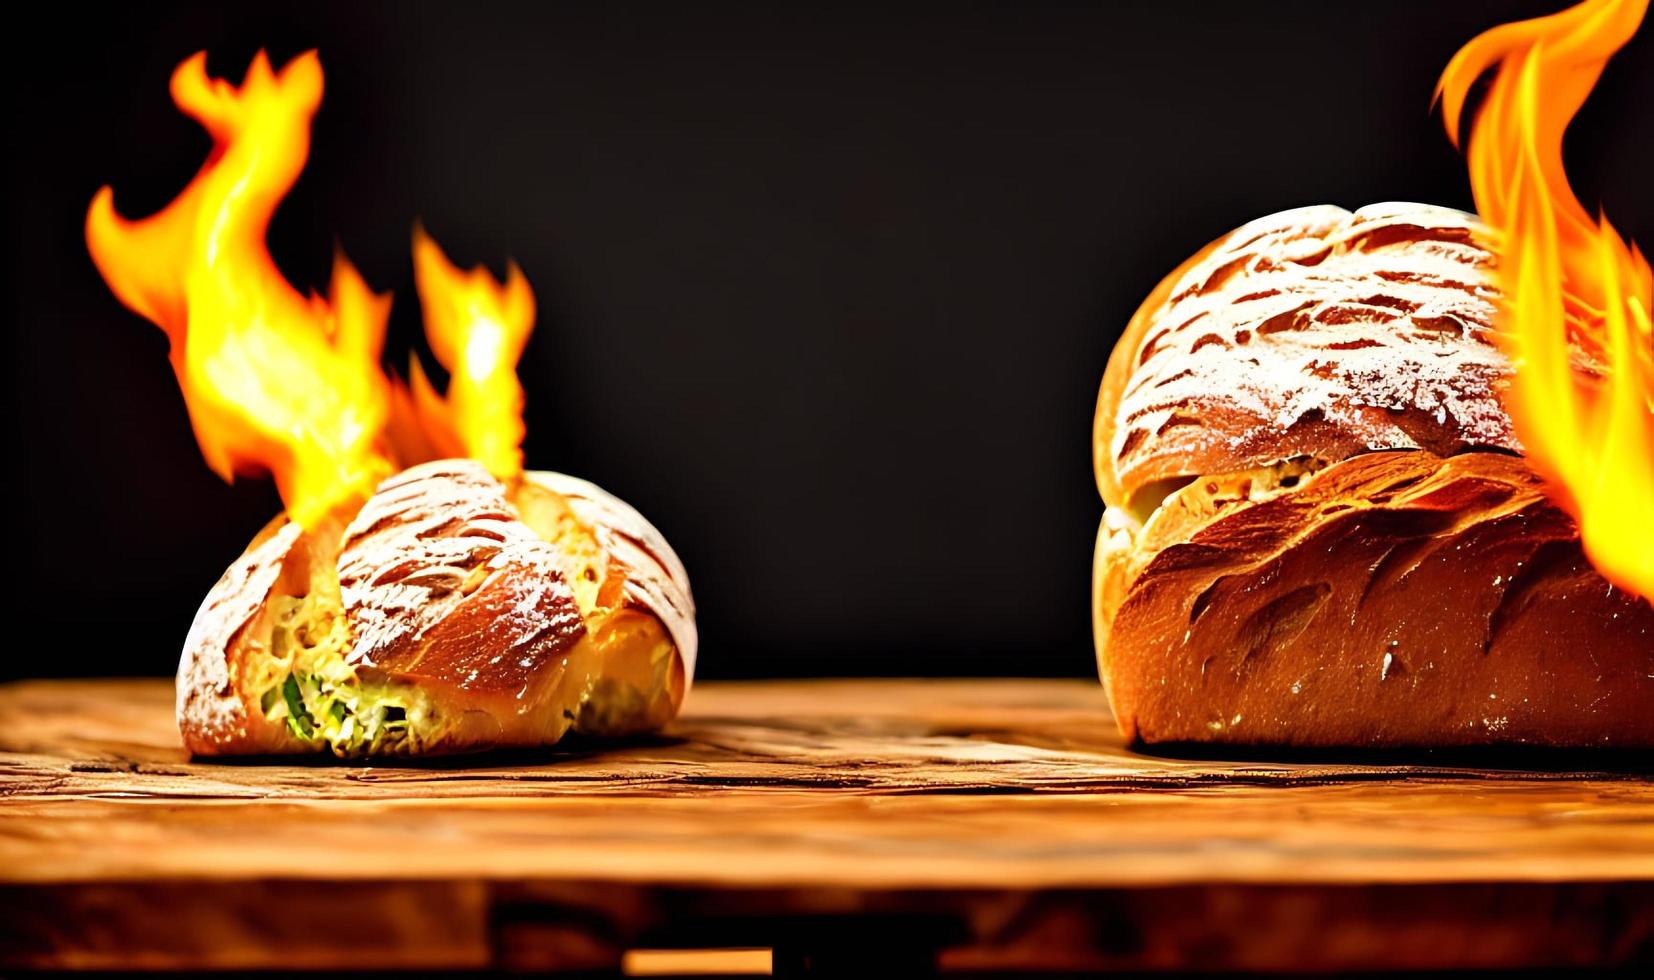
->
5;1;1651;681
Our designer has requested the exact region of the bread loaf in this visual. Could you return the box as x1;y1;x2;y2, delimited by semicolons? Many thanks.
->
178;459;694;756
1092;203;1654;748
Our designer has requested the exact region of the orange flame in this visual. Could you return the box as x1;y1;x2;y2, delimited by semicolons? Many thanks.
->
88;51;542;523
86;51;394;527
405;227;535;480
1438;0;1654;599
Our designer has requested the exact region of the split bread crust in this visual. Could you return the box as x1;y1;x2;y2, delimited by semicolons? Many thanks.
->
178;459;695;757
1093;203;1653;748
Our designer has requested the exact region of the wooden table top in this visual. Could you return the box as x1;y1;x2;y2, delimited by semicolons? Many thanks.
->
2;677;1651;973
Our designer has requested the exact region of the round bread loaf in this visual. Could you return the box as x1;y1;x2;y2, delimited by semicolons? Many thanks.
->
1092;203;1654;748
178;459;694;756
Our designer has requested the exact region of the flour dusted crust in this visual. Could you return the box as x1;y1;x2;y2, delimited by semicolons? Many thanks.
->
176;518;310;755
527;470;697;681
338;461;588;702
177;459;696;756
1097;203;1516;511
1092;203;1654;749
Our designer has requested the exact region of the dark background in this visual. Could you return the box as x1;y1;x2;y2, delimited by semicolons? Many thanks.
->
5;1;1651;681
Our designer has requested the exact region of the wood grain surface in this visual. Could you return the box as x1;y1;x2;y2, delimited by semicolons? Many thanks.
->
2;678;1651;973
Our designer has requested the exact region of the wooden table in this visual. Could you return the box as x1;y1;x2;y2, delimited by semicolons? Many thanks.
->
2;678;1651;973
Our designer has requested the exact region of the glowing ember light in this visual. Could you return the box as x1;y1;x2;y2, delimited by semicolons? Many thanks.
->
86;51;394;527
406;226;536;481
1438;0;1654;599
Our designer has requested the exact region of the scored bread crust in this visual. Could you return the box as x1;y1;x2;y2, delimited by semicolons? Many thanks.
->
1092;202;1654;748
177;517;312;755
1095;450;1654;747
177;459;696;756
1095;203;1516;512
526;470;698;678
337;461;589;711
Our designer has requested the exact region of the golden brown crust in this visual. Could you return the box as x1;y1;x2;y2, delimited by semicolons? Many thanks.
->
523;470;697;682
337;460;588;707
1094;226;1234;510
179;522;302;753
1096;450;1654;748
177;517;311;756
1096;204;1518;512
1091;201;1649;749
177;459;695;756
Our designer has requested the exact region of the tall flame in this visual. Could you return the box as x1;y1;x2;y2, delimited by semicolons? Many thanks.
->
86;51;393;527
406;227;535;480
1438;0;1654;599
88;52;541;524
